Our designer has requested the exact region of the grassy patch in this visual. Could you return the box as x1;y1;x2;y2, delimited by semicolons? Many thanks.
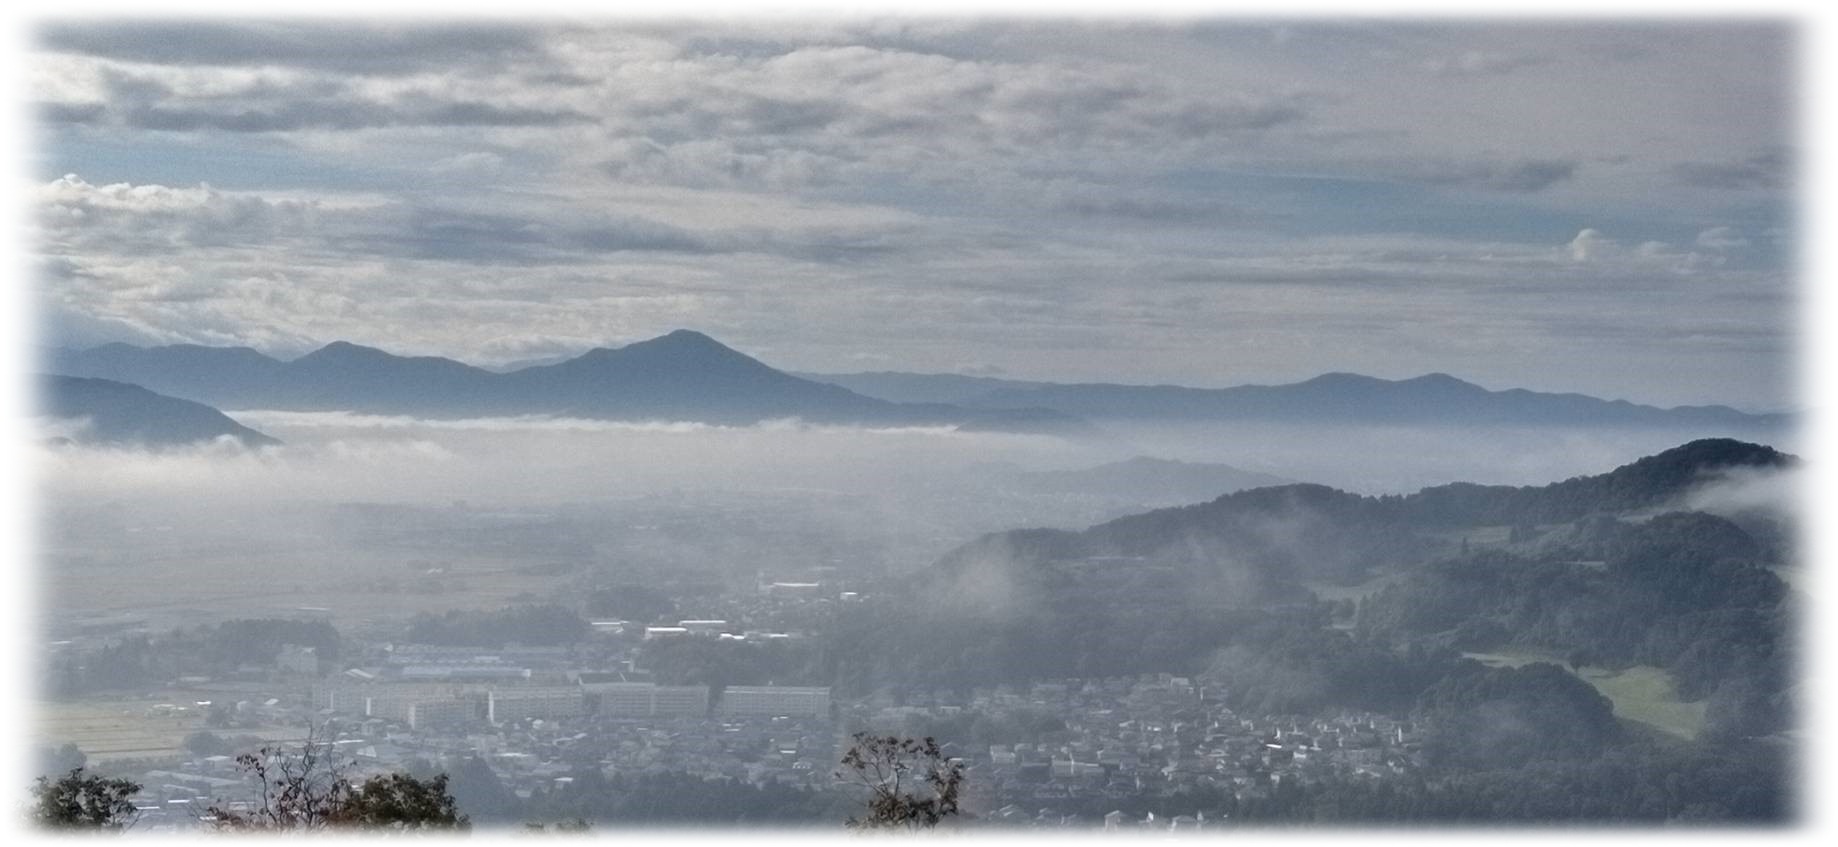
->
1578;665;1705;740
1461;648;1705;740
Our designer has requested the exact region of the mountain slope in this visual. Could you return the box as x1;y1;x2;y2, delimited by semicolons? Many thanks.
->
794;370;1047;405
834;438;1794;694
917;438;1793;614
271;341;508;416
38;375;280;447
504;330;895;423
45;342;285;407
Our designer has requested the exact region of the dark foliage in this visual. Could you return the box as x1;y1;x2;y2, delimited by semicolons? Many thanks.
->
205;735;466;832
30;768;141;830
1415;662;1622;770
337;773;469;831
837;734;965;830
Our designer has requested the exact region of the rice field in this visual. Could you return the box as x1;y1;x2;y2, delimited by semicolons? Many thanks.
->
35;698;313;765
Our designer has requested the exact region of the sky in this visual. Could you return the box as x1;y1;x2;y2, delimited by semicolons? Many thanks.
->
21;15;1799;411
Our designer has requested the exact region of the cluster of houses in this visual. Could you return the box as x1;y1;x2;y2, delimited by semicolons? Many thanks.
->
856;674;1423;829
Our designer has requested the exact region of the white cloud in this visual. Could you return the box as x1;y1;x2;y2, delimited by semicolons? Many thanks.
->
1695;226;1751;251
1567;228;1609;263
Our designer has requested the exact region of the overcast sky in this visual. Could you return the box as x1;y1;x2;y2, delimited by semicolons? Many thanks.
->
24;18;1797;410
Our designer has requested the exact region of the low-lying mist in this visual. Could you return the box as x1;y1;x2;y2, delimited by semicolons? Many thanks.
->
32;410;1798;633
41;411;1078;506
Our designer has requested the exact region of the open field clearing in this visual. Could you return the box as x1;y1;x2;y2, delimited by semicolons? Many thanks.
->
36;695;315;765
1462;647;1705;740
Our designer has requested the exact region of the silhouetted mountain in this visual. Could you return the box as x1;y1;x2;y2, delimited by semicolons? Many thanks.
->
505;330;893;424
43;331;1086;433
272;341;506;416
46;342;284;406
1012;456;1296;504
807;369;1785;428
38;375;280;447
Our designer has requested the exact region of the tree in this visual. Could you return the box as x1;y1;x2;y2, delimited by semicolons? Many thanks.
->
835;733;964;830
204;729;466;832
30;768;141;830
336;773;469;831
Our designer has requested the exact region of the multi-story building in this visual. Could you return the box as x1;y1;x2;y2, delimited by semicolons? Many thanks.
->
718;686;831;718
653;685;711;717
487;687;587;724
407;698;480;730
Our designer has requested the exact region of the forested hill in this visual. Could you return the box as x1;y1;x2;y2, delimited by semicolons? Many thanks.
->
1390;438;1794;526
831;438;1795;703
924;438;1792;603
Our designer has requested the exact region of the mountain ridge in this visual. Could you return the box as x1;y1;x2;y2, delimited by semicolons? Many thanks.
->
41;332;1086;433
38;375;280;448
805;368;1781;426
43;333;1785;431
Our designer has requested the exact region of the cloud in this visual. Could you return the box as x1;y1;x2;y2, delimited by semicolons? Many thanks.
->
1567;229;1609;263
1681;465;1800;519
1672;151;1787;191
45;94;594;133
1422;50;1551;77
1408;158;1578;193
37;21;553;75
1694;227;1750;251
1564;228;1713;272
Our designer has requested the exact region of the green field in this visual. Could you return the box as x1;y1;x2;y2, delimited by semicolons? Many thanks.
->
1461;647;1705;740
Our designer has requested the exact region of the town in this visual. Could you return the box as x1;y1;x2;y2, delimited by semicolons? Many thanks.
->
40;578;1424;832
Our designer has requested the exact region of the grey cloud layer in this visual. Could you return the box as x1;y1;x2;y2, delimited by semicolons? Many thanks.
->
29;20;1795;410
38;21;554;74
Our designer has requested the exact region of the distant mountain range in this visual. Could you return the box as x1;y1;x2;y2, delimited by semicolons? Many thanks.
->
40;330;1091;435
38;375;280;448
42;331;1786;434
806;370;1787;429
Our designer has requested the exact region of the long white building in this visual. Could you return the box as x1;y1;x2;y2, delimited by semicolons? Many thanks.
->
718;686;831;718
